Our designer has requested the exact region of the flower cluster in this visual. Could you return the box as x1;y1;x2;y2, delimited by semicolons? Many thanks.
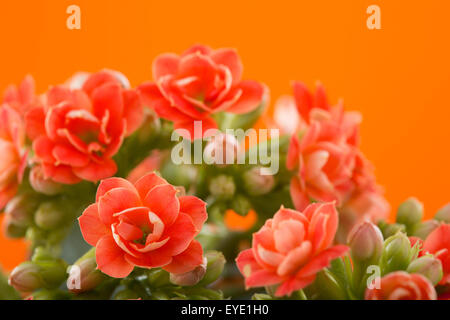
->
1;44;449;301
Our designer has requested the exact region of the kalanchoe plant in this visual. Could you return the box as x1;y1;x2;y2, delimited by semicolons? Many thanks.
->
1;44;450;300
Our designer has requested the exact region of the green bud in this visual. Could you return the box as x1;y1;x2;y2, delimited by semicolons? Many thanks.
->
396;197;424;227
5;193;39;227
8;262;44;292
147;268;170;288
407;256;443;286
381;223;406;239
243;167;275;196
380;232;411;274
348;222;384;264
68;248;107;293
34;201;65;230
435;203;450;223
412;220;440;239
170;258;207;286
198;251;226;286
209;175;235;200
231;195;252;216
31;247;68;289
3;218;27;238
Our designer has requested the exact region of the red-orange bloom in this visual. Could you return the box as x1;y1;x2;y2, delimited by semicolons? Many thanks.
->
3;75;42;115
138;44;266;139
78;172;207;278
0;106;27;209
26;71;143;184
422;224;450;285
285;82;388;224
365;271;437;300
236;202;348;297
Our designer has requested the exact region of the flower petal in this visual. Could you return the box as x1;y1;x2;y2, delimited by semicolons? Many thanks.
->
72;158;117;182
134;172;168;200
162;240;204;274
143;184;180;227
96;235;135;278
97;187;141;225
179;196;207;232
78;204;109;246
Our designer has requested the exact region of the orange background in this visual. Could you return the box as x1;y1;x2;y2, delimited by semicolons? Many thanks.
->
1;0;450;270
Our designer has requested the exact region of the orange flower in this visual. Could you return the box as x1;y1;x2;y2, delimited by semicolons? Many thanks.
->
282;82;389;227
3;75;42;115
0;106;27;209
78;172;207;278
26;70;144;184
365;271;437;300
422;224;450;285
236;202;348;297
138;44;266;139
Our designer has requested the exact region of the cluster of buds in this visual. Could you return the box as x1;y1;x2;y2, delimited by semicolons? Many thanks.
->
112;250;226;300
346;217;444;299
8;248;67;293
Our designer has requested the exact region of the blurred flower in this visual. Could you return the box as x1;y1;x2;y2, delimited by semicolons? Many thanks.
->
286;82;376;211
29;165;63;195
365;271;437;300
26;70;144;184
236;202;348;297
0;106;27;209
138;44;266;139
78;172;207;278
243;167;275;196
422;224;450;285
3;75;42;115
208;175;235;200
272;95;301;135
127;150;168;184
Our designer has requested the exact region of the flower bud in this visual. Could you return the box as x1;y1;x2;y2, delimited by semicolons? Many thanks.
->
8;262;44;292
407;256;443;286
147;268;170;287
243;167;275;196
170;258;207;286
380;232;411;274
203;133;239;166
5;193;39;227
380;222;406;239
68;248;107;293
396;197;424;227
435;203;450;223
2;216;27;238
348;222;384;264
29;165;63;195
209;175;235;200
34;200;65;230
412;220;440;239
198;251;226;286
231;195;252;216
30;247;68;289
